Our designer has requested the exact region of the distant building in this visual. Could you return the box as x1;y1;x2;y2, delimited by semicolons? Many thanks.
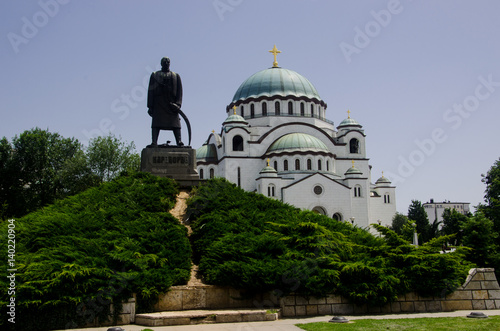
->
423;199;470;224
196;47;397;229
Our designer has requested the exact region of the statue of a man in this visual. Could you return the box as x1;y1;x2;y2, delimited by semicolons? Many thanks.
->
147;57;183;147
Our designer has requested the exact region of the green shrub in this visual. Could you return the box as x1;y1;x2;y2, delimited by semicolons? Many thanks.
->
188;178;473;306
0;172;191;331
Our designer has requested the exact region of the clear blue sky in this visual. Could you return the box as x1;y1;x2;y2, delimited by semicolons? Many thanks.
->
1;0;499;214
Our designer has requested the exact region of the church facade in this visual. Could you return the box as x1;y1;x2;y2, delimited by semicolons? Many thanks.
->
196;47;396;229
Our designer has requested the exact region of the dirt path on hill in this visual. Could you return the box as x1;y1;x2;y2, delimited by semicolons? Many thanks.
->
169;189;204;286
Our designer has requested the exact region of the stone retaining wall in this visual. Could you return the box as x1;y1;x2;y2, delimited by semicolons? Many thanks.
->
154;284;279;311
281;268;500;317
85;296;136;327
88;268;498;327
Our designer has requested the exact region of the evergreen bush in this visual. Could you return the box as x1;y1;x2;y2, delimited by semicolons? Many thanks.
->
188;178;473;306
0;172;191;331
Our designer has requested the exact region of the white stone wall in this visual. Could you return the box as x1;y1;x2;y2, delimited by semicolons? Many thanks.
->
282;174;353;220
369;185;397;228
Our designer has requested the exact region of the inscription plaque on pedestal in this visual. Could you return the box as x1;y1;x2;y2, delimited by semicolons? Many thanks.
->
141;147;200;187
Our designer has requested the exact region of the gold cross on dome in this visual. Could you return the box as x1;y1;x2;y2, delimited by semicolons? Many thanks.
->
347;109;351;119
269;44;281;67
267;158;270;166
351;160;355;168
212;130;215;134
232;105;237;115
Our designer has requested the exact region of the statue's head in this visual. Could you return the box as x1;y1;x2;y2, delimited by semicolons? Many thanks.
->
161;57;170;71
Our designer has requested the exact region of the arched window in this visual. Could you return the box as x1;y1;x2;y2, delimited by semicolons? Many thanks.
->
199;168;204;179
232;135;244;151
326;160;330;171
250;104;255;118
312;207;326;215
262;102;267;116
288;101;293;115
354;185;362;197
300;102;305;116
240;105;244;118
295;159;300;170
275;101;280;115
384;194;391;204
307;159;312;170
318;159;322;171
284;160;288;171
311;104;314;117
333;213;343;222
268;184;276;197
273;161;278;171
209;168;215;179
350;138;360;154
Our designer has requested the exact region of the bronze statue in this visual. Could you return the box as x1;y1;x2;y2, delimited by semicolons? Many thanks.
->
147;57;187;147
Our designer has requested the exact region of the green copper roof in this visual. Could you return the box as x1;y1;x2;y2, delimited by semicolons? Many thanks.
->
338;117;360;127
224;113;247;125
345;166;362;175
260;165;277;174
196;144;217;160
375;175;391;185
267;133;329;154
232;67;322;103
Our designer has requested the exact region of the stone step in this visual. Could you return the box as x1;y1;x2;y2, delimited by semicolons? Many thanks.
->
135;308;281;327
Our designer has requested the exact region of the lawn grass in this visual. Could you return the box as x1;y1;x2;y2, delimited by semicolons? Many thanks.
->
297;316;500;331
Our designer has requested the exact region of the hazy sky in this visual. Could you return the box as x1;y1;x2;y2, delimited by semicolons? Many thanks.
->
1;0;499;214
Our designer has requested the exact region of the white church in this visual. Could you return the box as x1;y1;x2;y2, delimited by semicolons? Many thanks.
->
196;46;396;228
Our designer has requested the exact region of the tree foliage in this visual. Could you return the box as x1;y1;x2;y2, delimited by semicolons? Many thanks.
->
408;200;430;244
390;212;408;235
462;212;499;270
441;208;468;245
478;158;500;234
187;178;472;306
0;128;81;218
85;134;140;183
0;129;140;219
0;172;190;331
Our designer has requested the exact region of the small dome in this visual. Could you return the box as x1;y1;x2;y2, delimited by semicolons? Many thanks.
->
338;117;361;127
223;112;248;128
345;166;362;176
224;114;247;123
260;165;277;174
375;175;391;185
232;67;322;103
196;144;217;160
266;133;329;154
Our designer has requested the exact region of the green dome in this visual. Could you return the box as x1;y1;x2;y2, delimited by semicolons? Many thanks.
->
232;67;322;103
260;165;277;174
267;133;329;154
196;144;217;160
345;166;362;176
338;117;360;127
223;113;247;126
375;175;391;185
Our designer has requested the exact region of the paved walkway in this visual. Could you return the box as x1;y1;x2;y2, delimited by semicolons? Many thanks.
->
63;309;500;331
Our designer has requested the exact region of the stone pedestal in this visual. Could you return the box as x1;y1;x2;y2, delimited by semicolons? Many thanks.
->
141;147;201;187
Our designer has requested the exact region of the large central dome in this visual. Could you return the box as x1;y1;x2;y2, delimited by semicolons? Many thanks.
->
231;67;322;103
